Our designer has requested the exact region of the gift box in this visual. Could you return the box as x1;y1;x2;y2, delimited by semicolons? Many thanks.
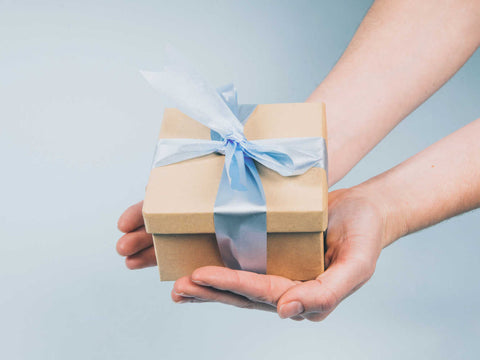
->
143;102;328;281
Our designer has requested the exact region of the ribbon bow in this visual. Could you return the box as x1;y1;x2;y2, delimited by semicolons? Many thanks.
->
142;46;327;274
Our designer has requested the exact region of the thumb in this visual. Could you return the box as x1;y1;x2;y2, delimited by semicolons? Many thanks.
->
277;259;374;321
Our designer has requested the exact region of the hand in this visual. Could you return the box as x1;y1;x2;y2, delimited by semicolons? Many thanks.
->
172;188;389;321
115;188;390;321
116;201;157;269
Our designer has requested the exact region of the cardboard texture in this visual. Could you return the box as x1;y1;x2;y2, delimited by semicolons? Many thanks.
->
153;232;324;281
143;103;328;281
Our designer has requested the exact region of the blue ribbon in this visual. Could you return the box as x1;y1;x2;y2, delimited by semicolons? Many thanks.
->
141;46;327;274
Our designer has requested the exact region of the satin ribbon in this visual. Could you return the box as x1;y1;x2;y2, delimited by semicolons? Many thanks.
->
141;46;327;274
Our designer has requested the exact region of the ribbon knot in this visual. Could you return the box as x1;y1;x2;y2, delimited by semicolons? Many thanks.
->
224;132;247;144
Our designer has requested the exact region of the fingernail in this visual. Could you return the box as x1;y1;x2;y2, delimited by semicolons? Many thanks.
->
191;279;208;286
278;301;304;319
177;299;195;304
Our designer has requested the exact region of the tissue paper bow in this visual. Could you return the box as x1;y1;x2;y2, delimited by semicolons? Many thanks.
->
141;48;327;274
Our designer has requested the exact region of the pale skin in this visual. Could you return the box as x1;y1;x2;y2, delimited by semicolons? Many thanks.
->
116;0;480;321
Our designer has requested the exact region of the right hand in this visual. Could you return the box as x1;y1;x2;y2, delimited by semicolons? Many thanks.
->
171;188;388;321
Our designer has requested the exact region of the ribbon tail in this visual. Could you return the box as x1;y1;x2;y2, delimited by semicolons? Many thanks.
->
140;46;245;138
152;139;224;168
211;86;256;141
216;83;257;125
246;137;328;176
213;155;267;273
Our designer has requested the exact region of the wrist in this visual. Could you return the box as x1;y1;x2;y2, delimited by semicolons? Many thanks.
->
348;179;409;248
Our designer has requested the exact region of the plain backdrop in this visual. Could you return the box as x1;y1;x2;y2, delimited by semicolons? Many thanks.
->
1;1;479;359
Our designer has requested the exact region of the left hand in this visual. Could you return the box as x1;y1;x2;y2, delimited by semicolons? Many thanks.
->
172;188;389;321
116;201;157;269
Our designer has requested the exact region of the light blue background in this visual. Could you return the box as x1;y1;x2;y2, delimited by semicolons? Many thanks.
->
1;1;479;359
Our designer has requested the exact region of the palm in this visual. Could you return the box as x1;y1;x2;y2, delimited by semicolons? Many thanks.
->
171;189;384;321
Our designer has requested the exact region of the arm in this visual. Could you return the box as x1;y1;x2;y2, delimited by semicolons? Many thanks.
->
310;0;480;184
362;118;480;248
176;118;480;321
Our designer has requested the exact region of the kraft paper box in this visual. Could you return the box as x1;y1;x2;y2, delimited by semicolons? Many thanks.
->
143;102;328;281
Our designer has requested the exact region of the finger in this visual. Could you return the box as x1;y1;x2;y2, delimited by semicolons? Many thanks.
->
191;266;296;306
172;276;277;312
290;316;305;322
173;298;208;304
170;290;209;303
125;246;157;269
117;201;144;233
277;259;374;321
116;226;152;256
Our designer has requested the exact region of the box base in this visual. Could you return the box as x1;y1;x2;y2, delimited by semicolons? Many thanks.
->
152;232;324;281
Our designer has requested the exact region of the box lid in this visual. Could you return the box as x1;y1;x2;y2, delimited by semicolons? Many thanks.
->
143;103;328;234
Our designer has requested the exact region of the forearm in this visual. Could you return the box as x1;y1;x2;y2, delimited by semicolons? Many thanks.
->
308;0;480;184
355;118;480;247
